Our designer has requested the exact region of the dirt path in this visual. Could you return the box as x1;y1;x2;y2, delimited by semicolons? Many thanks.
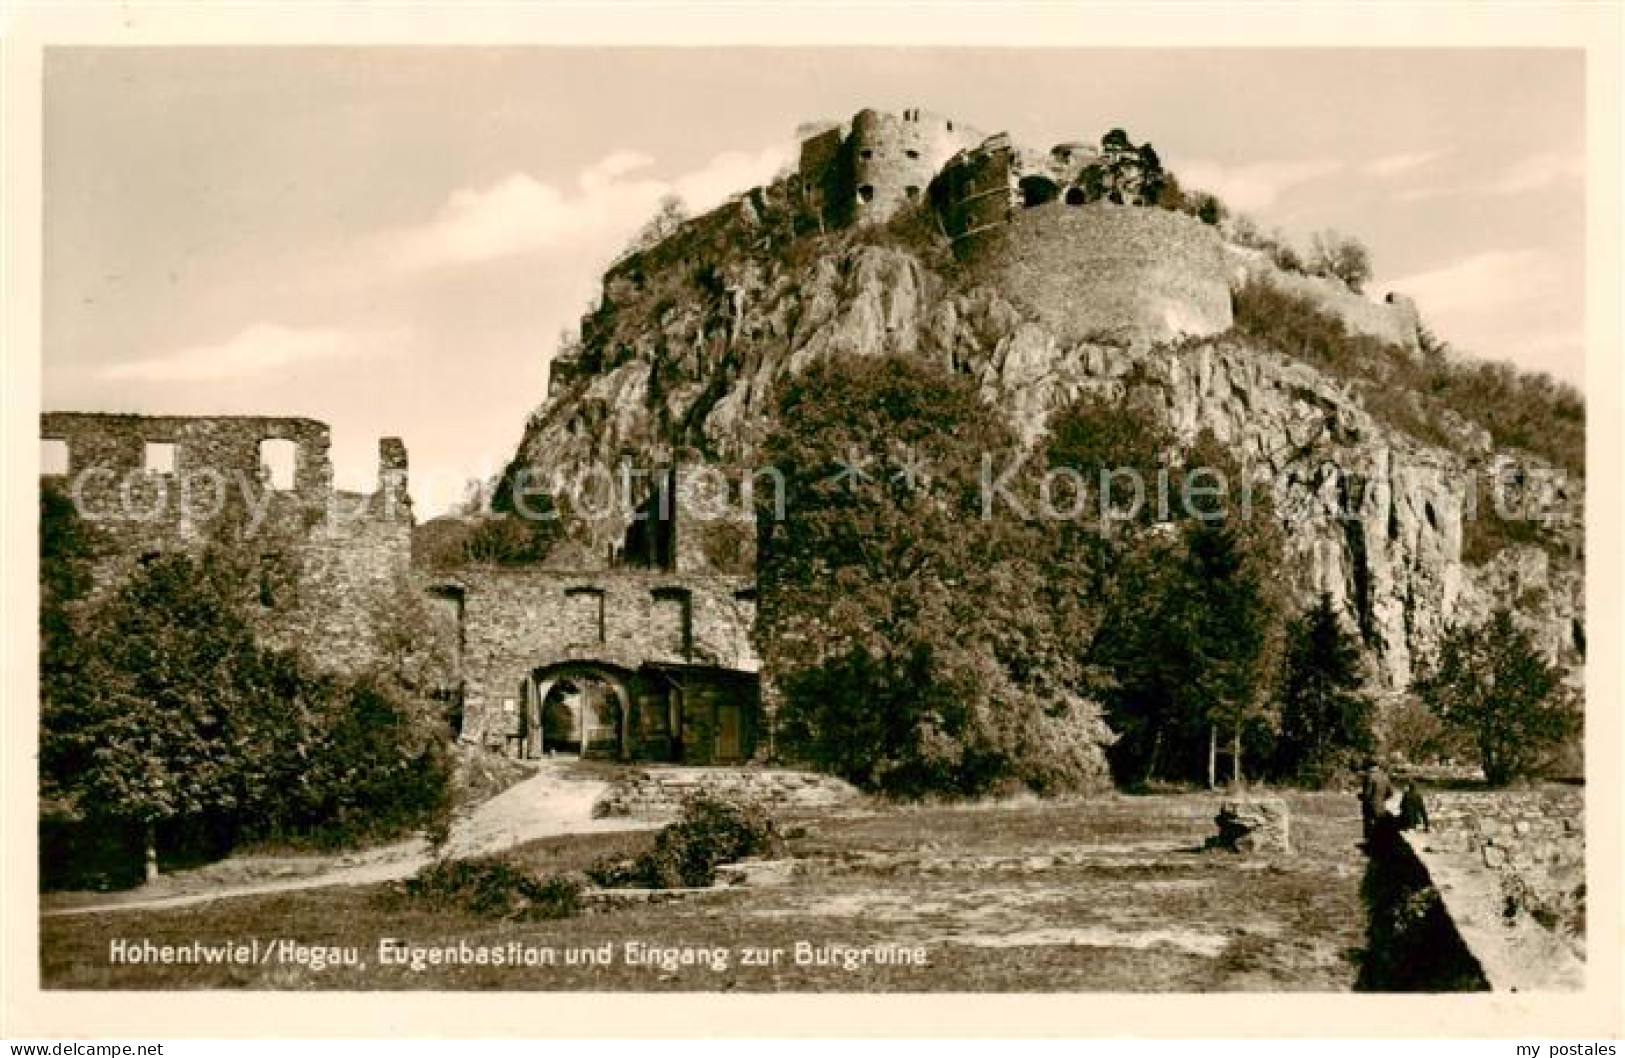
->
40;760;656;918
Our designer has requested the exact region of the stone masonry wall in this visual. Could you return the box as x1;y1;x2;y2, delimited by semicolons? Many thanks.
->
594;766;859;819
964;202;1233;343
1225;245;1421;351
443;566;757;744
40;412;412;676
794;108;984;231
1420;786;1584;916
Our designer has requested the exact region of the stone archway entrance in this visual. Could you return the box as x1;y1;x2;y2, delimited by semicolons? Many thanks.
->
524;663;633;761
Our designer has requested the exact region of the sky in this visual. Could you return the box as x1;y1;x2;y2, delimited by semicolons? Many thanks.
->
43;48;1585;515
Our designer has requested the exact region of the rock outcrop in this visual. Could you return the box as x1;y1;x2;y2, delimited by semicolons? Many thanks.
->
513;192;1582;694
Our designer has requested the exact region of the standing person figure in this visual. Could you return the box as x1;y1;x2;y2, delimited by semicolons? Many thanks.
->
1359;759;1394;845
1398;779;1431;832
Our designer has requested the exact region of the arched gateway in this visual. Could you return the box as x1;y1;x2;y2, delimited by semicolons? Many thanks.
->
522;661;634;760
511;652;758;766
435;563;762;767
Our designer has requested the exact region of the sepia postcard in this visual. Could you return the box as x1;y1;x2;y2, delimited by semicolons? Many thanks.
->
2;2;1621;1042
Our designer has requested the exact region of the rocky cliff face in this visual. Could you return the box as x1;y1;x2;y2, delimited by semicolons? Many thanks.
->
513;224;1583;693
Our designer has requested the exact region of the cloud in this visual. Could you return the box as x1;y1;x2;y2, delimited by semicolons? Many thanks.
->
1388;249;1561;315
102;322;404;382
1479;151;1585;195
1396;151;1583;202
390;141;795;272
1174;157;1344;212
1387;249;1581;384
1362;150;1446;179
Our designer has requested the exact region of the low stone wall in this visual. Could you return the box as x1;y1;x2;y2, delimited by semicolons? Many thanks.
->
1416;785;1584;924
1359;824;1490;991
594;767;860;819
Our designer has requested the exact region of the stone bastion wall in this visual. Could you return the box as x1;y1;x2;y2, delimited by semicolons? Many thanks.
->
1396;785;1586;990
959;202;1234;343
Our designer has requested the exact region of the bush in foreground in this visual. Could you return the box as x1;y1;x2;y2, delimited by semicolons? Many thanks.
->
398;858;584;921
589;794;781;889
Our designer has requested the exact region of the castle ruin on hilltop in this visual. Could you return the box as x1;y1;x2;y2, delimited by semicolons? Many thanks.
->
566;105;1421;396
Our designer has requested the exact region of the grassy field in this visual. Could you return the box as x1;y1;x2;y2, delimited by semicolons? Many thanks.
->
40;790;1370;991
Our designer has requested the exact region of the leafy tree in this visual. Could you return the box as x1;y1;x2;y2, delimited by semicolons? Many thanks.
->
757;354;1114;797
49;551;269;873
1307;229;1374;292
1081;422;1288;786
1092;129;1163;206
1413;609;1579;786
39;483;106;802
1274;593;1374;784
1100;128;1134;155
627;194;689;256
41;541;451;878
1270;233;1306;274
1136;143;1167;205
1381;695;1466;768
1189;191;1227;227
1181;510;1287;786
1043;389;1175;523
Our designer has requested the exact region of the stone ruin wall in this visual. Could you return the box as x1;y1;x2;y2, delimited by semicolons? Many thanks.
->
584;107;1422;377
1225;244;1421;351
792;108;989;232
594;767;859;819
1422;786;1585;913
40;412;413;674
438;566;758;746
795;112;1236;343
931;132;1106;240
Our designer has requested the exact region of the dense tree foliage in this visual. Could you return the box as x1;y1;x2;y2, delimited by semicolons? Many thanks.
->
757;355;1114;797
1272;593;1375;784
40;500;451;876
757;362;1304;795
414;460;564;570
1413;609;1579;786
1065;408;1289;787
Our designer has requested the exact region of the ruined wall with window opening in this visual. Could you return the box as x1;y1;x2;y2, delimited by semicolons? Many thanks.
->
40;412;413;674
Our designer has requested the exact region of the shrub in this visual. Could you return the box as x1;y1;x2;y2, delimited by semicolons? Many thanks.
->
588;794;781;889
1380;696;1466;767
400;857;583;920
